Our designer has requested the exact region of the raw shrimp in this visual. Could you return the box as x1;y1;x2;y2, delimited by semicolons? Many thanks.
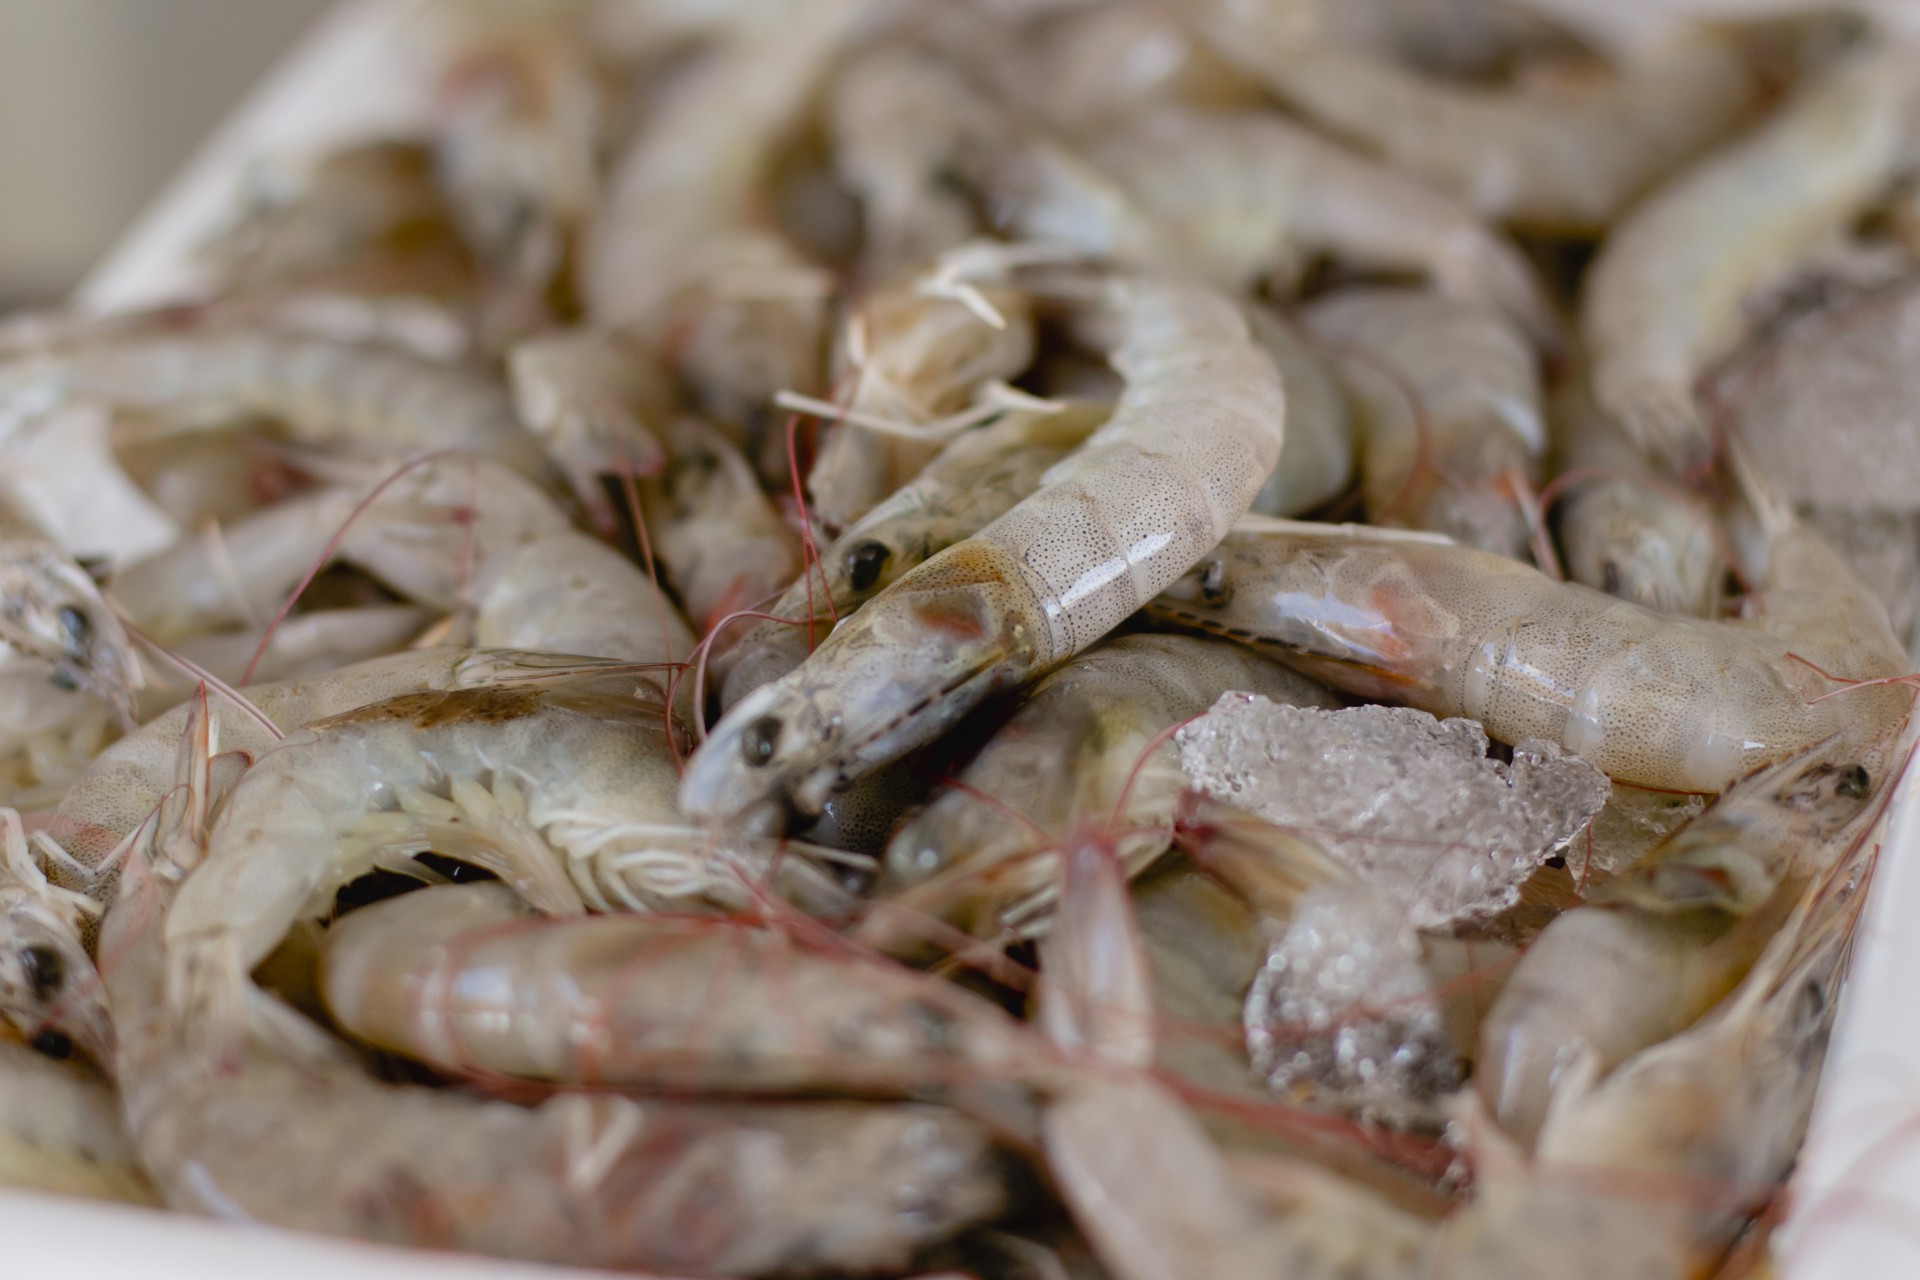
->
682;266;1287;831
1244;305;1356;519
1583;38;1920;468
506;327;669;531
1151;520;1909;794
146;606;437;709
1208;9;1762;231
0;808;106;1062
322;880;1039;1098
717;400;1106;710
0;1036;154;1205
1548;373;1727;616
1075;107;1564;347
804;272;1037;531
640;414;801;634
869;634;1337;948
1475;738;1878;1149
104;844;1008;1274
0;492;140;796
1303;286;1543;558
1448;852;1866;1279
475;530;696;664
580;0;864;450
0;330;553;481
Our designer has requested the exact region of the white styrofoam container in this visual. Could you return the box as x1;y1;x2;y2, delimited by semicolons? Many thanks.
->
32;1;1920;1275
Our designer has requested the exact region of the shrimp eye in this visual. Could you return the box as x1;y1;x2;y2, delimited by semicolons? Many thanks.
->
1199;559;1230;604
20;945;62;1002
1838;764;1871;800
31;1029;71;1060
743;715;783;767
56;606;91;655
1601;560;1622;596
844;541;891;593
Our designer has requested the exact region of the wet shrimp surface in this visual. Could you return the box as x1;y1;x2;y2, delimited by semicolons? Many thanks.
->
0;2;1912;1277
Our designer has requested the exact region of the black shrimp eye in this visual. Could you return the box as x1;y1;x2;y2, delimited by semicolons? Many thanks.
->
20;945;63;1002
1200;559;1229;604
1601;560;1623;596
844;541;891;594
1838;764;1871;800
742;715;783;767
31;1029;72;1060
56;606;91;655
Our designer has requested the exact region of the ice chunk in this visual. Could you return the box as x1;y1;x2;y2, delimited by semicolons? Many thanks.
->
1244;881;1461;1129
1176;697;1610;929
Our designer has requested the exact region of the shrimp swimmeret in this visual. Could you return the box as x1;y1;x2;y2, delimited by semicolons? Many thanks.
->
682;260;1287;832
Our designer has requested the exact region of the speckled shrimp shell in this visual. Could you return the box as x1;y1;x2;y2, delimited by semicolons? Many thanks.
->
1153;528;1908;794
681;267;1286;830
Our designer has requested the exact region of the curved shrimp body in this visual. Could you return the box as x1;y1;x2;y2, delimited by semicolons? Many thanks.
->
1152;529;1909;793
476;530;695;664
323;881;1037;1096
0;332;553;481
641;414;801;634
1304;287;1543;557
681;272;1287;831
872;634;1337;948
161;685;686;993
1210;13;1762;232
1079;107;1562;347
1244;305;1356;519
807;277;1037;531
1583;39;1920;467
1550;375;1726;616
102;860;1008;1276
718;401;1106;710
506;327;670;531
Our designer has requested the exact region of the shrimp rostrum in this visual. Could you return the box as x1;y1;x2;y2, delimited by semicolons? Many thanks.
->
682;260;1288;832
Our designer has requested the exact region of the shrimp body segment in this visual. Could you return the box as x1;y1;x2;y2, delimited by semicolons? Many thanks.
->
682;271;1287;830
1153;530;1908;793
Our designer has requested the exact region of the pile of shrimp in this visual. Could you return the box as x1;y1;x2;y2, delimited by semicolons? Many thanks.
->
1;0;1917;1276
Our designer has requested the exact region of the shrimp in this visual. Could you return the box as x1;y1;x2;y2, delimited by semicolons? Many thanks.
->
1303;286;1544;558
475;530;696;664
681;265;1287;832
717;400;1107;711
0;1036;154;1205
1548;373;1728;616
0;808;106;1062
1447;848;1867;1278
0;492;140;800
148;606;438;708
803;272;1037;532
640;414;802;635
1207;8;1763;232
506;327;669;532
1582;37;1920;468
1244;304;1356;520
0;330;554;481
1151;518;1910;794
1474;737;1878;1149
868;634;1337;949
579;0;864;452
1074;107;1564;347
104;840;1008;1274
321;880;1040;1099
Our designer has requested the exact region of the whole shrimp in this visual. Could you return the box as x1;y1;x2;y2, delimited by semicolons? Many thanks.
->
1244;304;1356;519
717;400;1106;710
1583;37;1920;468
322;880;1039;1099
0;330;553;481
1448;850;1868;1279
870;634;1337;948
681;264;1287;832
506;327;669;532
1476;738;1879;1149
1207;5;1764;232
103;821;1008;1274
1548;372;1728;616
1303;286;1544;558
1151;515;1909;794
803;271;1037;532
